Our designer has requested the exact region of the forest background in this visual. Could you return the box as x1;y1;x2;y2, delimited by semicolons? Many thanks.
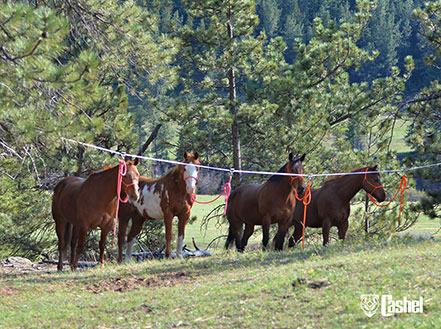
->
0;0;440;259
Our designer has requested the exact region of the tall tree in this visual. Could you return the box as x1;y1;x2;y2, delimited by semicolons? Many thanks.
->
172;0;265;184
406;1;441;223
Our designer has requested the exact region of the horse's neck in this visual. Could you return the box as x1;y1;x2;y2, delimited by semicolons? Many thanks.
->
165;166;187;196
86;166;119;204
265;175;293;197
330;174;364;202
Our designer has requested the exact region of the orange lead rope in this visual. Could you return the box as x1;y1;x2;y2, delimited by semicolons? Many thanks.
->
364;168;408;223
294;179;312;250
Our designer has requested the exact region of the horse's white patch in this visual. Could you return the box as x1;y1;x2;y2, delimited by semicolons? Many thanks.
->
135;183;164;220
183;163;198;195
124;239;135;263
176;235;184;256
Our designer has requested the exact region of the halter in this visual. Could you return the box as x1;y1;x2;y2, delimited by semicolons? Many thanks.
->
184;163;200;191
363;167;383;199
363;167;407;223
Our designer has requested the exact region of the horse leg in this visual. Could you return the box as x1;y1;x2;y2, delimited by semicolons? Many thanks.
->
322;220;331;246
124;213;144;263
289;221;304;248
164;213;174;258
176;214;190;258
70;227;78;269
241;223;254;250
54;218;68;272
117;217;128;264
338;220;349;240
99;221;113;267
230;221;244;252
275;221;290;251
71;227;87;271
262;216;271;250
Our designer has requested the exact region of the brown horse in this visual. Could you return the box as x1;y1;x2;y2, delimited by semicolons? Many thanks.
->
288;166;386;247
117;152;200;261
225;153;306;251
52;160;140;271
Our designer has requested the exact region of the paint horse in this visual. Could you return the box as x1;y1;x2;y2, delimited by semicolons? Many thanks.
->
225;153;306;251
117;152;200;261
51;160;140;271
288;166;386;247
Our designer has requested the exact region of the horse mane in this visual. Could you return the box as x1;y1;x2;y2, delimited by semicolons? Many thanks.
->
164;165;182;180
267;163;288;183
323;167;369;185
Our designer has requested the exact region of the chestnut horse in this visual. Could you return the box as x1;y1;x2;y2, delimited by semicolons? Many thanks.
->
225;153;306;251
117;152;200;261
52;160;140;271
288;166;386;247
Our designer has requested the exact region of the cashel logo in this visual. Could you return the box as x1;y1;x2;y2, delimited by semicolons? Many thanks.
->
361;294;424;317
360;294;379;317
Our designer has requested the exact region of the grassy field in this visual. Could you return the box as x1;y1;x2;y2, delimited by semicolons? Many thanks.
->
2;177;440;328
1;237;439;328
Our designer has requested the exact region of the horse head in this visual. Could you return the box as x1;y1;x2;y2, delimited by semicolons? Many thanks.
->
288;153;306;196
362;165;386;202
122;160;140;202
182;151;200;195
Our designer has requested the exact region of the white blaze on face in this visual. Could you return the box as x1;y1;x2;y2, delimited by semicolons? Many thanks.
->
134;183;164;220
183;163;198;195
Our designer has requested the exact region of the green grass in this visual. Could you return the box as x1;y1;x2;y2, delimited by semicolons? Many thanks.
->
389;119;412;153
1;238;440;328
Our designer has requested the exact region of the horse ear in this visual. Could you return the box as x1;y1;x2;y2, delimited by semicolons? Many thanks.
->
289;152;294;161
134;157;140;166
184;151;189;160
194;151;199;160
373;164;378;171
299;153;306;162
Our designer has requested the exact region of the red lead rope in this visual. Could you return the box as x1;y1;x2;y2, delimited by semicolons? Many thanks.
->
191;175;233;214
114;159;128;236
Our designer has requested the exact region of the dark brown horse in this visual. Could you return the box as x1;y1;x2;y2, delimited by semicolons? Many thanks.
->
52;160;140;271
288;166;386;247
225;153;306;251
117;152;200;261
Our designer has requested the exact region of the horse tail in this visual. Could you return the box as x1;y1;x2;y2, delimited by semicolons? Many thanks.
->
224;225;234;249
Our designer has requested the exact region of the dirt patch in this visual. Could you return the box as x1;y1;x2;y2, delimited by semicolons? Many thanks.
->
0;286;20;297
86;271;196;294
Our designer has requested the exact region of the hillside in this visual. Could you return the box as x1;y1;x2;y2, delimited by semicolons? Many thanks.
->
1;237;439;328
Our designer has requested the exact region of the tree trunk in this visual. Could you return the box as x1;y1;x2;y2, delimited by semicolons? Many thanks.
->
228;8;241;186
